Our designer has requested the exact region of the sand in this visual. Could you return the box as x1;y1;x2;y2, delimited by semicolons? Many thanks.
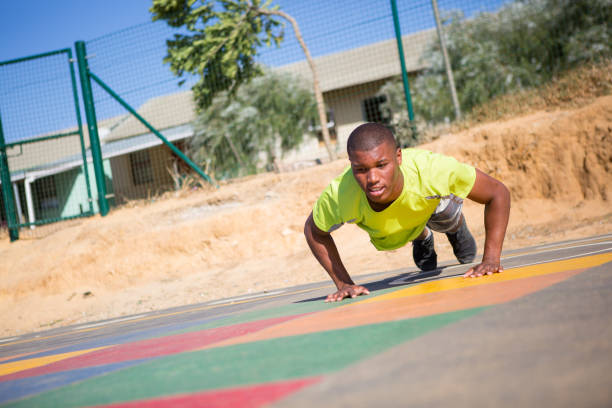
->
0;95;611;337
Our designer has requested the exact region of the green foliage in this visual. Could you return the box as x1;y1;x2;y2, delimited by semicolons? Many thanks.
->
190;71;317;179
151;0;284;110
380;0;612;126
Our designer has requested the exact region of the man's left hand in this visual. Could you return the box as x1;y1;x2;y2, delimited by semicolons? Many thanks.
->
463;260;503;278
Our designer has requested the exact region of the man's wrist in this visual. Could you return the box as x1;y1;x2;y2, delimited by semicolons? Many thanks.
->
336;280;355;290
481;253;501;263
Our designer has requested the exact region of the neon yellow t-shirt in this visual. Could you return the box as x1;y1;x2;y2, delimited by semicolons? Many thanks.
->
312;148;476;251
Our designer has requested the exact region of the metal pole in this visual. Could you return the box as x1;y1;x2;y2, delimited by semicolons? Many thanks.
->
390;0;417;139
75;41;109;216
431;0;461;120
12;182;24;224
88;72;217;187
0;110;19;241
68;48;94;215
25;177;35;229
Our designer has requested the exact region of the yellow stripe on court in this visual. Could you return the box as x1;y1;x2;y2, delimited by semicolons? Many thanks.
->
0;346;108;377
358;252;612;305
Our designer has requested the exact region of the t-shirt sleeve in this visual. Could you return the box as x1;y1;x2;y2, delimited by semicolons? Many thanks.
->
312;182;344;232
418;150;477;199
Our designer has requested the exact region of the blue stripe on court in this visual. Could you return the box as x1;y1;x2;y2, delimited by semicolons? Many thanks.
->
0;359;151;405
1;315;227;364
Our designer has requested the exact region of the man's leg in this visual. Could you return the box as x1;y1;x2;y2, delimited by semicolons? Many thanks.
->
412;227;437;271
427;195;477;264
445;214;477;263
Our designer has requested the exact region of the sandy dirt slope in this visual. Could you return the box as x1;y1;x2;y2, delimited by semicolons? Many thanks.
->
1;95;610;337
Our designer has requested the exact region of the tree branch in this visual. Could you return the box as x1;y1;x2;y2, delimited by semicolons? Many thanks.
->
256;6;336;161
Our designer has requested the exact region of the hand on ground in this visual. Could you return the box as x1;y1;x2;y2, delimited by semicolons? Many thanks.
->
463;261;503;278
325;284;370;302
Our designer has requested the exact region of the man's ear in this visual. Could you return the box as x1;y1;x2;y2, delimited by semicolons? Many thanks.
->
396;147;402;165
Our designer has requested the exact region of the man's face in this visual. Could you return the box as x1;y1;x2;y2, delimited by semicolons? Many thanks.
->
349;141;403;206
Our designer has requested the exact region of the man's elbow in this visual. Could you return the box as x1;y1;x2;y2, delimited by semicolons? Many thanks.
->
304;213;315;240
493;180;511;209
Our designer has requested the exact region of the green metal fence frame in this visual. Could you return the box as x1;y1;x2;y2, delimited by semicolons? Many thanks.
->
75;40;216;204
390;0;417;139
75;41;110;217
0;110;19;241
0;48;95;240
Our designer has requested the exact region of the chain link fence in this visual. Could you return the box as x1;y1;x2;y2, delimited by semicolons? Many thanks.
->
0;49;97;239
1;0;610;240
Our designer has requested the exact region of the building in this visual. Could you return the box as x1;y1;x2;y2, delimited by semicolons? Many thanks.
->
1;29;434;228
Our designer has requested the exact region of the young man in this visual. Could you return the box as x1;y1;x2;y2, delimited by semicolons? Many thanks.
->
304;123;511;302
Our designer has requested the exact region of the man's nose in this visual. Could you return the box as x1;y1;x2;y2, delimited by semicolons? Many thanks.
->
367;169;379;184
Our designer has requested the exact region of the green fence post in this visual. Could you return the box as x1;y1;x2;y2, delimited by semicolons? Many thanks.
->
0;111;19;241
68;48;94;215
75;41;109;216
88;72;217;187
390;0;417;139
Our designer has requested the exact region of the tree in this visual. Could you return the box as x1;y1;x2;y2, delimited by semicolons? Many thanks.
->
380;0;612;125
150;0;336;161
190;70;317;179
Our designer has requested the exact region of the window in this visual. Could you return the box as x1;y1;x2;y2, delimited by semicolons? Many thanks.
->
33;176;59;213
362;95;391;124
129;150;154;186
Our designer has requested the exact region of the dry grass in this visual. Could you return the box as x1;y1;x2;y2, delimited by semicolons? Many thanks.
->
461;59;612;127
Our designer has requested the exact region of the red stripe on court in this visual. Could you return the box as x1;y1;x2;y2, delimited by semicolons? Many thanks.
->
90;377;321;408
0;314;311;383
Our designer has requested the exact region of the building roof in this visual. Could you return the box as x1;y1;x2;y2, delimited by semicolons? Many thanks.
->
103;28;435;142
276;29;435;93
6;115;126;176
3;29;435;182
104;91;197;142
5;124;193;182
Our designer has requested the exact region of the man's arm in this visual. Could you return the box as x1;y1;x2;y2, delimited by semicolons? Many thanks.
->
465;169;511;278
304;212;370;302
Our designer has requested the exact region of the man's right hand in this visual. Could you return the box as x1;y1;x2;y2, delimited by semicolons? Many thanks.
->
325;284;370;302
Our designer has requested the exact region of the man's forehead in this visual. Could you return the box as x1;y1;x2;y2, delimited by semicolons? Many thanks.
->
349;142;398;163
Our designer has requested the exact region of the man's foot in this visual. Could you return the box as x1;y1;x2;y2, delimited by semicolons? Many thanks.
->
413;229;437;271
446;216;477;264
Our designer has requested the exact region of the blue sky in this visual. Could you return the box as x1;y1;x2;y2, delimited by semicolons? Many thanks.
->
0;0;509;63
1;0;509;143
0;1;153;62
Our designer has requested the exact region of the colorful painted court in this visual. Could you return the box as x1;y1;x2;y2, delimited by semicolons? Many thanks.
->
1;235;611;407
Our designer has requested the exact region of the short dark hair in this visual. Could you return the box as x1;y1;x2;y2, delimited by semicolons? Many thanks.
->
347;123;397;156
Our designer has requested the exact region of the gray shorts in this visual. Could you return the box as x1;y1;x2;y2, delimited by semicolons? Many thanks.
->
426;194;464;233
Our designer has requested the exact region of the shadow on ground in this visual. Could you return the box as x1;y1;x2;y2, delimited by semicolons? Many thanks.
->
296;266;465;303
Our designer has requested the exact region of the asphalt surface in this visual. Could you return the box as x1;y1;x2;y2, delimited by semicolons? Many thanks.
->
0;233;610;407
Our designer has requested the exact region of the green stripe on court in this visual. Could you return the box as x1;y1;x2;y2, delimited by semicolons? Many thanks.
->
5;308;484;408
166;285;406;336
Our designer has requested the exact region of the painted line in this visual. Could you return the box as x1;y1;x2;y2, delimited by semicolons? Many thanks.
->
0;314;235;365
0;351;41;364
0;286;327;350
439;245;612;274
0;337;18;344
0;347;108;377
381;241;612;286
362;251;612;304
11;309;482;408
521;236;611;251
0;314;310;382
206;268;583;350
208;290;286;305
73;315;147;330
2;240;609;350
495;243;612;264
416;246;612;279
91;377;321;408
0;359;149;405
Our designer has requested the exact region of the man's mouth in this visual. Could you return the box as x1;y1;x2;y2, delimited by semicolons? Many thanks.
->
367;185;385;198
